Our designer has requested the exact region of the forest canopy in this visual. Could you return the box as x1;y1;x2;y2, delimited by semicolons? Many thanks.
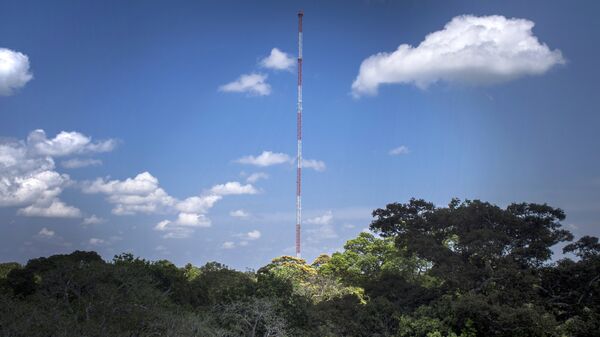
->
1;198;599;337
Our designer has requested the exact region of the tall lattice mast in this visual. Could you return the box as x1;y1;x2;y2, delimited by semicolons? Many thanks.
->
296;10;303;258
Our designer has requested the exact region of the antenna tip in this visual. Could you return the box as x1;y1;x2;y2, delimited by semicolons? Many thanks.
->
298;10;304;17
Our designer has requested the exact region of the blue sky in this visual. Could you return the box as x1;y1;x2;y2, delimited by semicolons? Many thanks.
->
1;0;599;269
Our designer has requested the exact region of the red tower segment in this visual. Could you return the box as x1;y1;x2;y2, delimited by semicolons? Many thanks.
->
296;10;303;258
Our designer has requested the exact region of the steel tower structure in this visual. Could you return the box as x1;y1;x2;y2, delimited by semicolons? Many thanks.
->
296;10;303;258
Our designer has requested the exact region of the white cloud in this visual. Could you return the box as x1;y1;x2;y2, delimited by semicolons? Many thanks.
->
260;48;295;71
83;177;251;238
154;220;171;231
28;129;116;157
0;130;115;218
246;172;268;183
128;178;257;239
0;169;66;207
37;227;55;238
62;158;102;169
82;215;105;225
230;209;249;218
32;227;72;247
352;15;565;96
83;172;176;215
0;48;33;96
84;171;256;238
155;219;195;239
236;151;292;167
237;152;326;172
389;145;410;156
89;238;105;246
222;241;235;249
302;159;326;171
210;181;257;196
246;230;261;240
219;73;271;96
176;195;222;213
83;171;158;195
18;199;81;218
306;210;333;225
0;140;64;208
175;212;211;227
231;229;261;247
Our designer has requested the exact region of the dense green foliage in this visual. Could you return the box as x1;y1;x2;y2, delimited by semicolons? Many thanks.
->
1;198;599;336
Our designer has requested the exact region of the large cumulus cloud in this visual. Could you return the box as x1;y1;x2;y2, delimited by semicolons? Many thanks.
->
352;15;565;96
0;48;33;96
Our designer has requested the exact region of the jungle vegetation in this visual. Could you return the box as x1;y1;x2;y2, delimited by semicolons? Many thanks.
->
1;198;599;337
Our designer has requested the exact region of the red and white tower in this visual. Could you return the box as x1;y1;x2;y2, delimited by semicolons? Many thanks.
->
296;10;303;258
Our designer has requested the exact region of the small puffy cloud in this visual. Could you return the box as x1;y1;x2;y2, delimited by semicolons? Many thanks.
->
306;210;333;225
222;241;235;249
83;171;158;195
154;219;194;239
260;48;295;71
302;159;326;171
83;172;176;215
246;172;268;183
246;230;261;240
0;48;33;96
33;227;71;247
18;199;82;218
89;238;105;246
232;230;261;246
389;145;409;156
236;151;292;167
175;212;211;227
237;152;325;172
352;15;565;96
230;209;249;218
28;129;116;157
82;215;105;225
37;227;55;238
210;181;257;196
219;73;271;96
62;158;102;169
176;195;222;213
155;220;172;231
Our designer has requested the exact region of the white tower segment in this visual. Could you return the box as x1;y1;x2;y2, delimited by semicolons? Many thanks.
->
296;10;303;258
